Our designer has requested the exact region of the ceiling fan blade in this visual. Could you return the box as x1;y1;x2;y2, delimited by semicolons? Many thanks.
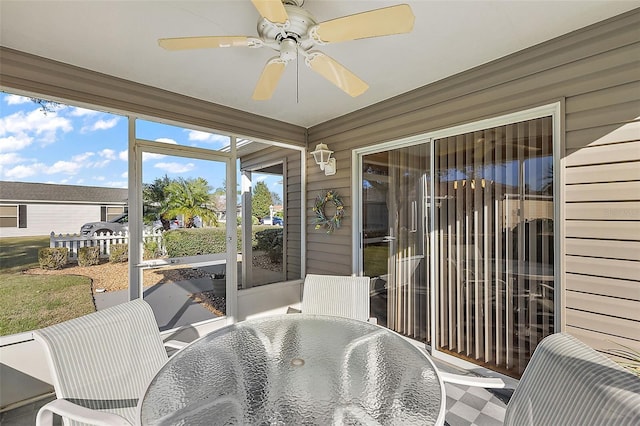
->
314;4;415;43
158;36;253;50
306;52;368;97
251;0;288;24
253;58;287;100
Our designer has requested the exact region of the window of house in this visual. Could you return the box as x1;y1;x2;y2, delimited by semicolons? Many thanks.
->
102;206;126;222
0;205;18;228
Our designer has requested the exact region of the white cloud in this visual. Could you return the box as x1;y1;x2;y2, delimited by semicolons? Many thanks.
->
69;107;99;117
3;162;46;179
120;171;128;179
93;117;119;130
154;162;195;174
5;95;31;105
186;130;229;146
0;109;72;145
155;138;177;144
72;152;95;162
119;150;128;161
99;149;116;160
82;117;119;132
105;181;127;188
91;159;111;168
187;130;213;141
0;134;33;153
47;160;82;175
0;152;26;165
142;152;166;161
94;176;106;181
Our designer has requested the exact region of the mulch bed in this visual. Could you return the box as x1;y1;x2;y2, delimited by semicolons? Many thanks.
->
24;254;281;316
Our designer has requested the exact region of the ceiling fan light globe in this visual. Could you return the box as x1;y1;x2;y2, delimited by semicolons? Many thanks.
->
280;38;298;62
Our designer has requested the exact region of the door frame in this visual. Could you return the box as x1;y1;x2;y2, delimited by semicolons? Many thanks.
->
352;102;562;369
129;133;238;323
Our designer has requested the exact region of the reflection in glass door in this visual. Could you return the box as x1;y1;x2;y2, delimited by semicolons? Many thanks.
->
360;113;555;378
362;143;432;343
434;116;554;377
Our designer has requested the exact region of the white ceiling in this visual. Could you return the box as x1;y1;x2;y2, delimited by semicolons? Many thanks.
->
1;1;638;128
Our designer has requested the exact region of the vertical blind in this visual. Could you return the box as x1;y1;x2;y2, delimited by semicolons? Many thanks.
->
434;116;554;377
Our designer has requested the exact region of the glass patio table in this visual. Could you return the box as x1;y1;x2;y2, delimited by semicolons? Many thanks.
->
139;314;445;425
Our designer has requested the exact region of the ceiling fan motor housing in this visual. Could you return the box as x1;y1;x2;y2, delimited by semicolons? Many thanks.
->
257;4;317;53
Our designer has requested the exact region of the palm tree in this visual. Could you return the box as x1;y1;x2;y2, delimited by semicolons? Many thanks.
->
164;177;218;228
143;175;172;229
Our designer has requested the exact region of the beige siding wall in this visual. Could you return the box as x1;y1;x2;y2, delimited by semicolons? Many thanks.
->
0;203;101;237
306;10;640;349
241;146;302;280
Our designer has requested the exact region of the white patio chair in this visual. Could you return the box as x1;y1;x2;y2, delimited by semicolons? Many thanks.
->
300;274;375;323
440;332;640;425
34;299;183;426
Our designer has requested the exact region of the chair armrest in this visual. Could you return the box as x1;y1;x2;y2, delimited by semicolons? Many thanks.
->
439;372;510;389
367;317;377;325
36;398;132;426
164;340;187;350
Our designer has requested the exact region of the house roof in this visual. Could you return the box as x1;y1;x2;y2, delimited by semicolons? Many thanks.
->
0;181;128;204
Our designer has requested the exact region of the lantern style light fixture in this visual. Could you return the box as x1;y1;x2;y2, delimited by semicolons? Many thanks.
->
310;143;336;176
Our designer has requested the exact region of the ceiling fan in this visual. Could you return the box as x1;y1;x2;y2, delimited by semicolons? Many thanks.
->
158;0;415;100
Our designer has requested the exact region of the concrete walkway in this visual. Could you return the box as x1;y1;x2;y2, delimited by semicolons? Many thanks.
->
94;275;219;331
94;262;285;331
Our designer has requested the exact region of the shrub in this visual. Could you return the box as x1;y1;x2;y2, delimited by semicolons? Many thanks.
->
109;243;128;263
163;226;277;258
38;247;68;270
143;239;162;260
77;246;100;266
164;228;227;257
255;228;283;263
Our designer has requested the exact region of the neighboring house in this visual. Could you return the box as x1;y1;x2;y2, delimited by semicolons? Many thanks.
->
0;181;127;237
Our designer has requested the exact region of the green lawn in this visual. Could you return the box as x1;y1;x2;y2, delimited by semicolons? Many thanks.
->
0;236;95;336
0;235;50;272
0;273;95;336
364;245;389;278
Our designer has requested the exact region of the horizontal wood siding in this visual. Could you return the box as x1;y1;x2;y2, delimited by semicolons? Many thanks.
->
0;203;99;237
306;9;640;348
0;47;306;146
241;146;302;280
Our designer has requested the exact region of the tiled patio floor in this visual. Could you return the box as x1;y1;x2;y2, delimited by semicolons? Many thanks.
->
1;372;511;426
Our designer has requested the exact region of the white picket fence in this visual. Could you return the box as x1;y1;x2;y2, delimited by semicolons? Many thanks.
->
50;230;165;261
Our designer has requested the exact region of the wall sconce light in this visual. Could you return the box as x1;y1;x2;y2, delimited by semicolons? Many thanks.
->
310;143;336;176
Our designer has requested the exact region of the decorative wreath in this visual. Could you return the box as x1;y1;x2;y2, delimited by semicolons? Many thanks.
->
312;190;345;234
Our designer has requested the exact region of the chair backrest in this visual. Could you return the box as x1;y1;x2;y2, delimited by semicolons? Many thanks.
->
301;274;371;321
34;299;168;426
505;333;640;426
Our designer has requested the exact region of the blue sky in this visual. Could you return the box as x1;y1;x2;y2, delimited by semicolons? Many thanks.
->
0;92;282;198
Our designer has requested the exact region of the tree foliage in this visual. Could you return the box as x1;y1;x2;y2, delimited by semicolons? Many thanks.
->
164;177;218;228
143;175;172;228
270;191;282;206
252;181;273;219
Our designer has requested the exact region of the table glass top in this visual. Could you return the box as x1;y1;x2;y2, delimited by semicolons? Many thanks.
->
141;314;443;425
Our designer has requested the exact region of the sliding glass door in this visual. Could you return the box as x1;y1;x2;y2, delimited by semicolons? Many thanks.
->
362;143;432;343
359;110;556;377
